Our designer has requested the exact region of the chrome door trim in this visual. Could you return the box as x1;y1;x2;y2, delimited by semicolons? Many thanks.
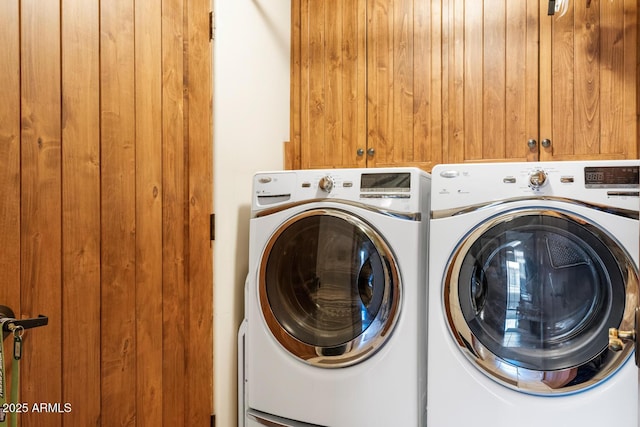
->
444;208;639;395
432;196;639;220
259;208;401;368
256;198;421;221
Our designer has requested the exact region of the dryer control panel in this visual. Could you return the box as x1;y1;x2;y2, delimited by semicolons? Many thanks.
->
584;165;639;189
431;160;639;213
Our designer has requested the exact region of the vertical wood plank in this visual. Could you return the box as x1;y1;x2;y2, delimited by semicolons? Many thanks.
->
299;0;311;168
367;0;392;167
505;0;527;159
342;0;367;167
389;0;413;166
289;0;302;169
441;0;452;161
100;0;137;425
539;0;553;156
599;0;623;156
574;0;600;155
162;0;187;424
550;0;575;157
21;1;63;425
0;0;21;333
429;0;444;165
524;0;540;162
326;0;342;166
61;0;101;425
186;0;214;424
482;0;506;160
449;0;466;162
413;0;431;165
306;0;327;167
463;0;483;161
0;3;21;417
620;0;637;158
135;0;164;425
637;1;639;158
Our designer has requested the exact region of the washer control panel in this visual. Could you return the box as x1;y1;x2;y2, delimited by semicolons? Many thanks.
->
252;168;429;214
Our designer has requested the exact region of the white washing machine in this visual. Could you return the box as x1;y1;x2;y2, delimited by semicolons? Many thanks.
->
428;160;640;427
238;168;430;427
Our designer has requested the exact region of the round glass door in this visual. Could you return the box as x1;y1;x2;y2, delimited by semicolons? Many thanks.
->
259;208;401;368
445;209;639;394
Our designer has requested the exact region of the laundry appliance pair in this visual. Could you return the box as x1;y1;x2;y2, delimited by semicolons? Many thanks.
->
239;160;640;427
238;167;431;427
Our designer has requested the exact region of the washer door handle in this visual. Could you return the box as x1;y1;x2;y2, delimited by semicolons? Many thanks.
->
608;307;640;367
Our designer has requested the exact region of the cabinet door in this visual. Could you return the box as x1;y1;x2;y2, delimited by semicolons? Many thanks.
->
442;0;540;163
366;0;444;170
294;0;367;169
292;0;445;170
539;0;638;160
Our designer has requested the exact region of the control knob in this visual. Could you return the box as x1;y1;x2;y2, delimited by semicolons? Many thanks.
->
529;169;547;189
318;176;334;193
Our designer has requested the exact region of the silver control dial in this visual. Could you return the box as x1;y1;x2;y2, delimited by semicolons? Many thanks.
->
529;169;547;189
318;176;334;193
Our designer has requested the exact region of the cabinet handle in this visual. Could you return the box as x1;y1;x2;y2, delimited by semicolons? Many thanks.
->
356;148;364;157
367;148;375;156
541;139;551;148
527;139;537;149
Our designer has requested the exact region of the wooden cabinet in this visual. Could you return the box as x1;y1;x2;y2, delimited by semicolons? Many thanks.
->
538;0;638;161
446;0;638;163
289;0;639;170
290;0;366;169
442;0;540;163
290;0;444;170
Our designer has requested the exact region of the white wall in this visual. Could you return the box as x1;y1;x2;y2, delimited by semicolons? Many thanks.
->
213;1;290;426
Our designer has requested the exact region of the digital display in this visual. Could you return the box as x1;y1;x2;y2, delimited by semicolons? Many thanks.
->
361;173;411;191
584;166;639;188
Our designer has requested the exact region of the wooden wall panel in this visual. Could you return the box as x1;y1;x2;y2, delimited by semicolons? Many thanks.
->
20;1;63;425
0;0;213;425
61;0;101;425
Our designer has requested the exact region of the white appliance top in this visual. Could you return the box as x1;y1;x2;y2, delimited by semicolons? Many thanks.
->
252;167;429;215
431;160;639;212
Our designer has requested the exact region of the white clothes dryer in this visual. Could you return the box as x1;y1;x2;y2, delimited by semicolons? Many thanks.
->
238;168;430;427
428;160;640;427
